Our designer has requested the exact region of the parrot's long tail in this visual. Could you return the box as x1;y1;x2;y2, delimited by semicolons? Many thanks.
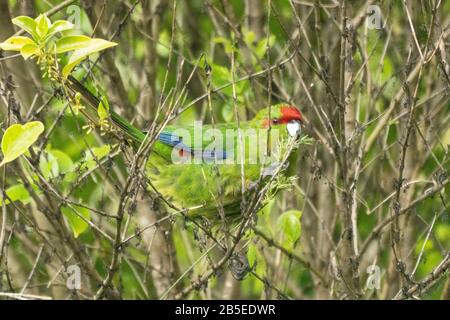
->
67;76;145;143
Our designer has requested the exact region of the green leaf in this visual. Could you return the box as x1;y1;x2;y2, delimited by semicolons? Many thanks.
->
0;121;45;166
211;64;232;94
243;28;256;47
0;184;30;206
255;41;265;59
49;150;74;174
62;38;118;78
39;149;75;180
436;225;450;243
62;171;77;184
97;96;109;120
210;63;247;97
35;14;51;39
276;210;302;244
246;237;266;277
256;35;276;59
156;30;170;57
39;151;59;180
81;145;111;170
86;145;111;160
55;35;91;54
20;43;39;60
11;16;38;39
247;242;258;268
61;205;90;238
47;20;74;37
0;36;35;51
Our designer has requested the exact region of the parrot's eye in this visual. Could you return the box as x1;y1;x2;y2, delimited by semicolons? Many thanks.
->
287;120;301;137
272;119;279;124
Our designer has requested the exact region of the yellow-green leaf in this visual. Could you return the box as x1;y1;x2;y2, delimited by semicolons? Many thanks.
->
97;96;109;120
39;149;75;180
61;205;90;238
47;20;74;36
247;242;258;268
81;145;111;170
0;184;30;206
62;38;117;78
0;36;35;51
246;235;267;278
0;121;45;166
11;16;37;39
442;127;450;147
49;150;74;174
35;14;51;39
55;35;91;53
20;43;39;60
211;63;246;96
276;210;302;244
39;151;59;180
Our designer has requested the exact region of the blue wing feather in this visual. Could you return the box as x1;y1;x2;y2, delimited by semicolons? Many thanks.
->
157;131;227;160
158;132;182;146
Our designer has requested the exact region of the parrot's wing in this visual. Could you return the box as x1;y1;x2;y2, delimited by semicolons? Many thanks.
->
157;130;228;161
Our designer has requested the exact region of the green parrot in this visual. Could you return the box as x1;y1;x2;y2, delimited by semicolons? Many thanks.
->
68;77;304;218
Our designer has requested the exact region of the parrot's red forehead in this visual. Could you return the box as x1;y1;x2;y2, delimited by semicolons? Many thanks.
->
280;105;303;123
262;105;304;128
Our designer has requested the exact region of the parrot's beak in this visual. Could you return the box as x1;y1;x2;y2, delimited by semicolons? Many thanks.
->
287;120;302;138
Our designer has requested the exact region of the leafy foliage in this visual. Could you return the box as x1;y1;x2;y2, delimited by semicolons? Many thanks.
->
0;1;448;301
0;14;117;78
0;121;44;166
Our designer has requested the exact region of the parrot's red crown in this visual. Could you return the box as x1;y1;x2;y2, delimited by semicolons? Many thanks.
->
261;105;304;128
280;105;304;123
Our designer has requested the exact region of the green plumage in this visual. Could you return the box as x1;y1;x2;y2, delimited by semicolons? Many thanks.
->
146;107;300;218
68;77;300;218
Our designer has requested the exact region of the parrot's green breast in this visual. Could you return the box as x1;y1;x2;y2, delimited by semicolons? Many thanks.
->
146;158;261;217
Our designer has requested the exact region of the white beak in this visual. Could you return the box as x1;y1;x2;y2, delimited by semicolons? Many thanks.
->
287;120;301;137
